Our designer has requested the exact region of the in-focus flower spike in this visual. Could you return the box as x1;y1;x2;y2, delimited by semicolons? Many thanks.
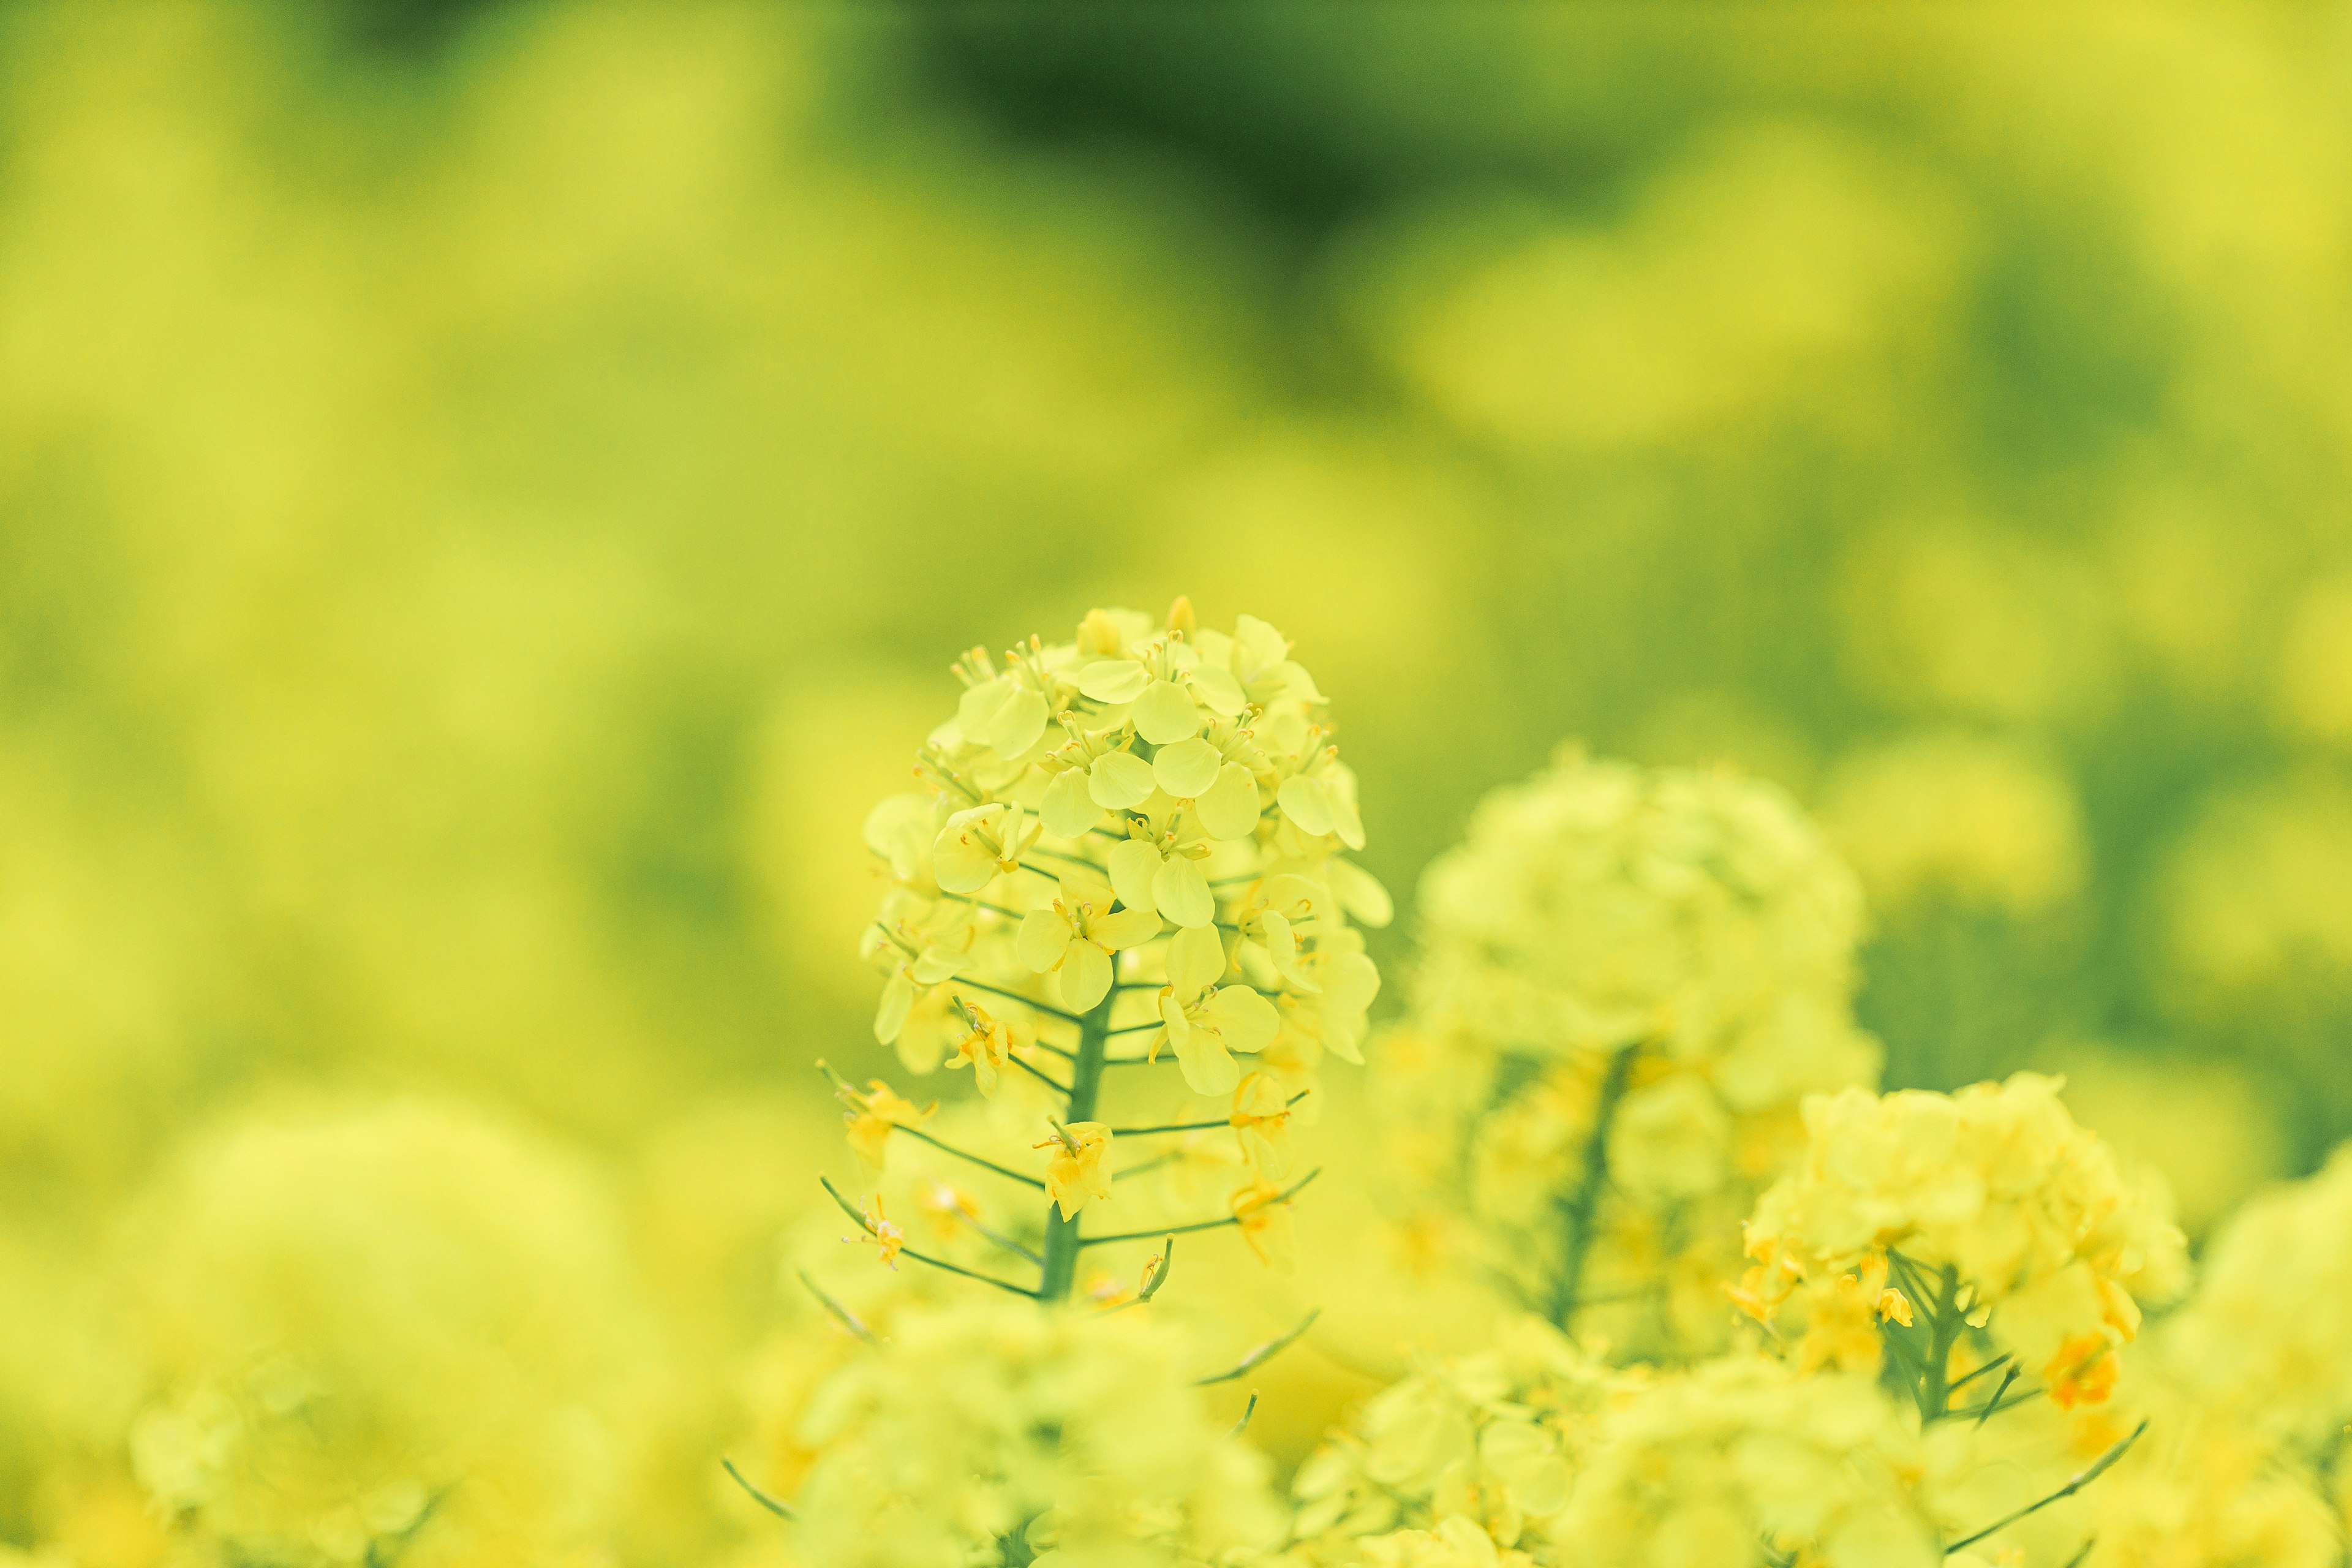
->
851;596;1378;1308
1015;874;1159;1011
1155;924;1280;1096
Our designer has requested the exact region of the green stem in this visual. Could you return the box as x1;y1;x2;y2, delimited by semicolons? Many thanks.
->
1548;1044;1639;1331
1943;1420;2147;1554
1037;984;1115;1302
1920;1264;1960;1420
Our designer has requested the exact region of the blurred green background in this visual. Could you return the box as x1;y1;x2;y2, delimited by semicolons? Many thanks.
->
7;3;2352;1563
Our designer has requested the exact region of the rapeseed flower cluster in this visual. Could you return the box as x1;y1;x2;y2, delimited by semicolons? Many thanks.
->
790;1299;1284;1567
848;598;1384;1309
1737;1075;2188;1382
1371;755;1877;1356
1272;1317;1620;1564
1250;753;2242;1568
121;1102;660;1568
734;600;1379;1561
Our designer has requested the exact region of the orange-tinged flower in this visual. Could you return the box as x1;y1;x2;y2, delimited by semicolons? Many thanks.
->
846;1198;905;1270
2045;1333;2119;1409
1727;1254;1804;1324
1232;1178;1297;1273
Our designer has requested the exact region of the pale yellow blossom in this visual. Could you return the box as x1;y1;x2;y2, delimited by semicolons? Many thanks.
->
1156;924;1281;1095
1015;874;1159;1010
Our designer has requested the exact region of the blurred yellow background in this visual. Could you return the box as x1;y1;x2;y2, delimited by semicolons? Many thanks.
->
7;4;2352;1563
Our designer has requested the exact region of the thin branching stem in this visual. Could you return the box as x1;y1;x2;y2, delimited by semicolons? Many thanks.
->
722;1458;796;1521
1080;1168;1322;1248
1028;847;1107;873
1944;1422;2147;1554
954;1210;1044;1266
1007;1053;1072;1097
1947;1354;2012;1394
1109;1093;1306;1137
819;1176;1039;1298
1549;1044;1640;1331
950;978;1084;1025
796;1268;877;1342
1970;1365;2024;1428
1196;1308;1322;1385
892;1123;1046;1189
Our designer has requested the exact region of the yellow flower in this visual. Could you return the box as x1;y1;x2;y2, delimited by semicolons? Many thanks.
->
1194;613;1325;712
943;1003;1017;1097
2043;1333;2117;1410
1232;1177;1297;1272
1231;1072;1294;1177
1015;875;1160;1011
1791;1256;1902;1375
1107;801;1219;927
1741;1075;2185;1371
1155;925;1281;1096
839;1080;935;1174
861;889;973;1045
1275;742;1366;850
1148;717;1265;841
930;801;1037;894
1076;627;1249;745
951;643;1054;760
848;1199;907;1270
1038;718;1158;837
1035;1121;1113;1220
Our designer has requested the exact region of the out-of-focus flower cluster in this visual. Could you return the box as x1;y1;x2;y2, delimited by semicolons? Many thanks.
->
1738;1074;2188;1376
1264;755;2337;1568
121;1103;662;1568
790;1299;1284;1567
1370;754;1877;1357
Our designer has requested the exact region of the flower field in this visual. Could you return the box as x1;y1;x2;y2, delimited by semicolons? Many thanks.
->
7;6;2352;1566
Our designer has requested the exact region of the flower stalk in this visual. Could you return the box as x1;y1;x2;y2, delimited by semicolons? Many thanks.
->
1038;986;1117;1303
